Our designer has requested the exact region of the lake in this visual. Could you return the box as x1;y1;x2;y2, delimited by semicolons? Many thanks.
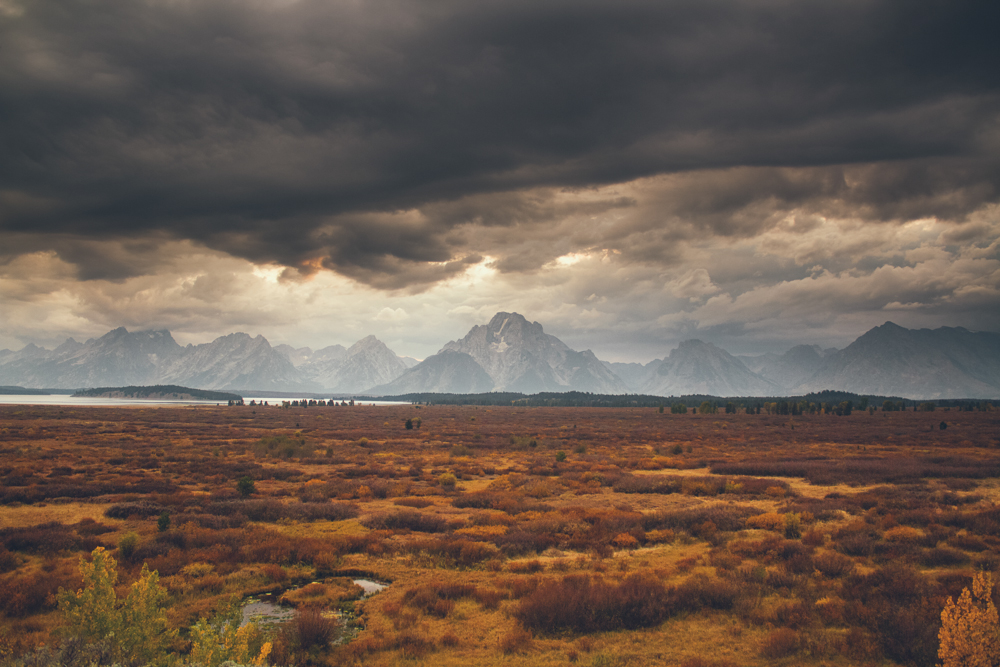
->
0;394;409;407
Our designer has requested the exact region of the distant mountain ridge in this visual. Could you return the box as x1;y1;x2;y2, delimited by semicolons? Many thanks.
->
442;312;628;394
639;340;783;397
790;322;1000;399
368;350;495;395
0;328;314;392
1;318;997;398
373;312;628;395
298;335;408;392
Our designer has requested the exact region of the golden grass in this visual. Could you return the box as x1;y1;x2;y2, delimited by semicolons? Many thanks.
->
258;518;370;539
0;502;122;529
1;405;995;666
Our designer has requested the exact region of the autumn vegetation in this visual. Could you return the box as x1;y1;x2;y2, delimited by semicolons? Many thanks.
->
0;402;998;666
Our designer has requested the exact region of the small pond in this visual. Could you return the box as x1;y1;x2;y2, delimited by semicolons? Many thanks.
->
240;578;388;629
353;578;387;597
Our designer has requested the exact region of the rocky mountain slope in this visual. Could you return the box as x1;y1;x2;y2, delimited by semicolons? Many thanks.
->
742;344;828;391
301;335;408;393
0;328;315;392
440;312;628;393
0;328;183;388
274;344;346;368
639;340;783;397
2;320;997;398
792;323;1000;399
367;350;495;394
157;333;313;392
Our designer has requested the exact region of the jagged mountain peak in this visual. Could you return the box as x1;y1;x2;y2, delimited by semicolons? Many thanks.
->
794;323;1000;398
641;338;781;397
155;331;314;392
746;343;824;391
348;334;387;354
486;311;541;333
367;349;495;395
2;320;997;398
53;338;84;356
295;334;407;393
672;339;716;353
439;311;625;394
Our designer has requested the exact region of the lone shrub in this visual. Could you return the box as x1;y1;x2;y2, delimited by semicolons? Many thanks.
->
294;607;337;650
118;531;139;561
500;626;533;654
784;513;801;539
237;476;256;498
760;628;800;658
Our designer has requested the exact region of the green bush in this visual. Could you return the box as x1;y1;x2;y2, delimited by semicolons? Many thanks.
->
237;476;256;498
118;532;139;561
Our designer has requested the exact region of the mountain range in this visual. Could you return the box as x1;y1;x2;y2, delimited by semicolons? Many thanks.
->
1;315;998;399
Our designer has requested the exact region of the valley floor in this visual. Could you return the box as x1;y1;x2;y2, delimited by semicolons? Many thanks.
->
0;404;997;666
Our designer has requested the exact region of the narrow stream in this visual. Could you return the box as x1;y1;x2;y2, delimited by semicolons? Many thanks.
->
240;578;388;629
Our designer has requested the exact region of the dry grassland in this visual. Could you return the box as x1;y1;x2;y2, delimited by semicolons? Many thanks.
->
0;403;998;666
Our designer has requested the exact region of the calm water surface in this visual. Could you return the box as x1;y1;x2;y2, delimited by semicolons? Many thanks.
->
0;394;408;407
240;579;387;628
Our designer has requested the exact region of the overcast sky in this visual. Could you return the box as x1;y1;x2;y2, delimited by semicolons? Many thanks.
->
1;0;998;361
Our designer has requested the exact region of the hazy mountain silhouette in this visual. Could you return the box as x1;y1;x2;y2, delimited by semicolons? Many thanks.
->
303;335;408;392
741;345;828;391
0;328;182;388
1;319;997;398
440;312;628;393
792;322;1000;399
639;340;783;397
157;332;314;392
367;349;495;394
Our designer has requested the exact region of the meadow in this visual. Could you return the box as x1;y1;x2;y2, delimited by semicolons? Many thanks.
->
0;402;998;666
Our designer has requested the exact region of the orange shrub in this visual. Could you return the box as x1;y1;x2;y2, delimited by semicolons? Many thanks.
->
612;533;639;549
499;626;532;654
746;512;786;531
884;526;923;542
472;587;507;610
396;631;435;658
646;529;675;544
760;628;800;658
516;573;672;633
455;525;508;538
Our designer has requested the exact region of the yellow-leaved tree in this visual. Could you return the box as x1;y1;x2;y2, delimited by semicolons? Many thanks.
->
58;547;175;665
938;571;1000;667
189;599;271;667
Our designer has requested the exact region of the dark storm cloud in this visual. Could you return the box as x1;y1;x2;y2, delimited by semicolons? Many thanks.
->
1;0;998;284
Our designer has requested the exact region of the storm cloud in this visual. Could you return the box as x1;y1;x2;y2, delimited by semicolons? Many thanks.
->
1;0;998;355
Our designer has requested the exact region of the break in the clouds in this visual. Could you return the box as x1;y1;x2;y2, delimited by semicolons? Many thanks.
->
1;0;998;358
